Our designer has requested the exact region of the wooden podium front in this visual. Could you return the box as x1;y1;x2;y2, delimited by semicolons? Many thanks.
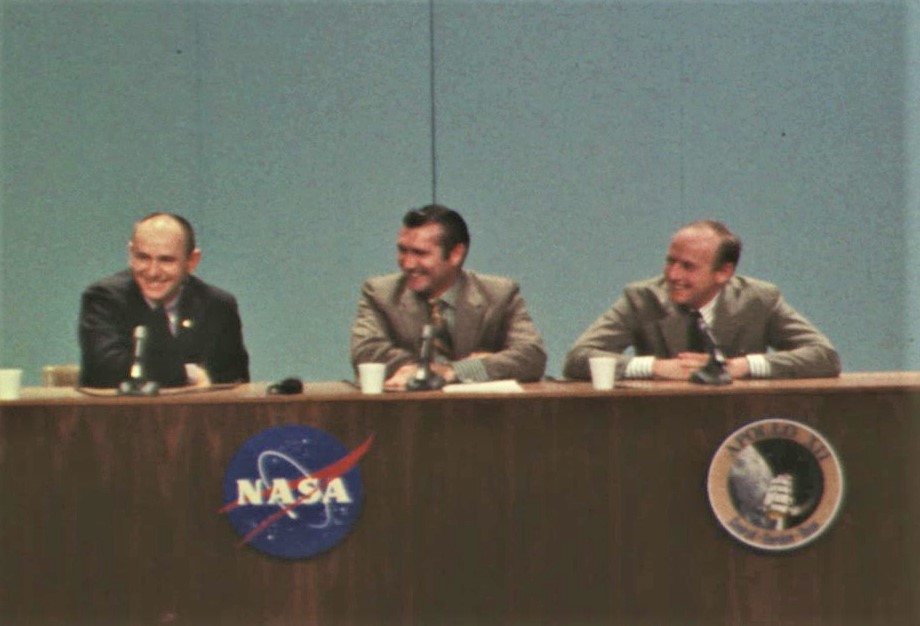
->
1;373;918;625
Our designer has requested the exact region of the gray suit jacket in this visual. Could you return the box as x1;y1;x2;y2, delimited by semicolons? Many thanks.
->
350;270;547;382
563;275;841;380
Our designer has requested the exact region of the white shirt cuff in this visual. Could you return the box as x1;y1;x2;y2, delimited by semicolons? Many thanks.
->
185;363;206;385
624;356;655;379
746;354;771;378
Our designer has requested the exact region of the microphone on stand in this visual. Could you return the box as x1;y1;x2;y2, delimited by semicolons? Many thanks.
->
689;315;732;386
406;324;445;391
118;326;160;396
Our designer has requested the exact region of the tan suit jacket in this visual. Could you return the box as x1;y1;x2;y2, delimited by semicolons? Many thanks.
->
563;275;841;380
350;270;547;382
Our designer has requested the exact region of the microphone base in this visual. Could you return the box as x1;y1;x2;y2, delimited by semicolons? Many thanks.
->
406;373;445;392
689;360;732;386
118;379;160;396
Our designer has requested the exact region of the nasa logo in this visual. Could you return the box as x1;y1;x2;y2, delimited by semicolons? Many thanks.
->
707;418;844;552
220;424;372;559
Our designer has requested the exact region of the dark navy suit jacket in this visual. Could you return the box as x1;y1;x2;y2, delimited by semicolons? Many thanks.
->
79;270;249;387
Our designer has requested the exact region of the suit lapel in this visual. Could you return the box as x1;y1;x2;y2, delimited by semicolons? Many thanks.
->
175;279;203;351
711;279;742;351
646;280;687;356
126;281;152;328
396;284;428;347
658;310;688;356
451;272;484;358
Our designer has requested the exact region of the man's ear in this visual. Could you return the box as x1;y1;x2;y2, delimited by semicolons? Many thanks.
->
448;243;467;267
714;262;735;286
186;248;202;273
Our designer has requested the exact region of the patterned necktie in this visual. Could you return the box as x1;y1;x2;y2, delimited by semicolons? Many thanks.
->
427;298;454;360
687;309;707;353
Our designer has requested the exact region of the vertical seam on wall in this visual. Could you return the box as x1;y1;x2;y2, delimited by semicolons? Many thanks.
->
191;3;208;220
429;0;438;204
678;11;686;214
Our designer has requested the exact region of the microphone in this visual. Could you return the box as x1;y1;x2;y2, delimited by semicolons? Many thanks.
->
118;326;160;396
129;325;147;380
406;324;444;391
268;377;304;395
689;315;732;386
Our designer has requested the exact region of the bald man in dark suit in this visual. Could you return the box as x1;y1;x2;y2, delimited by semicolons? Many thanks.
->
79;213;249;388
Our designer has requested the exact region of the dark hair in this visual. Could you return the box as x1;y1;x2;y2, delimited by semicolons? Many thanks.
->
135;212;197;257
402;204;470;260
684;219;742;269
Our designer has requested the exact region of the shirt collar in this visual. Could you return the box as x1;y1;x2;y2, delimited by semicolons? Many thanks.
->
437;281;460;309
143;286;183;315
422;280;460;309
697;291;719;325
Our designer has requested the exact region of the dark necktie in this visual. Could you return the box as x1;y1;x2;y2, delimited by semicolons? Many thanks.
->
151;306;171;338
687;309;707;353
427;298;454;360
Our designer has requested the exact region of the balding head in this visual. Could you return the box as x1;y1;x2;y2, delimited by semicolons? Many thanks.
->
128;213;201;305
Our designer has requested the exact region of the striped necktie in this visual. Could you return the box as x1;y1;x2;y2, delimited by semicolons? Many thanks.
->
687;309;707;353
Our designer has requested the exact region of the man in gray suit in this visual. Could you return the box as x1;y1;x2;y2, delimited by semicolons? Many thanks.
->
350;205;547;390
563;220;840;381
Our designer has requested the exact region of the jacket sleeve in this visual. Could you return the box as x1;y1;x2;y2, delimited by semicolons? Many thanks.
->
349;280;416;377
562;292;642;380
78;285;134;387
477;284;547;382
78;285;186;388
762;295;841;378
202;296;250;384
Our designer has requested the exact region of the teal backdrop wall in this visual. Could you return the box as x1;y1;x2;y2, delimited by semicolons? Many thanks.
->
1;0;916;385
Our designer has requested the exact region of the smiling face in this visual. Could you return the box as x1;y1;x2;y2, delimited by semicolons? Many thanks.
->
128;215;201;306
663;225;735;309
397;222;465;298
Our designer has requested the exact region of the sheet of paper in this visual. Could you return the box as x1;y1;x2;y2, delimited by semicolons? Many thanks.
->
442;379;524;393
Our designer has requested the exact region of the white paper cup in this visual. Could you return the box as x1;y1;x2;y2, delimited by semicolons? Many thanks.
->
0;368;23;400
588;356;616;391
357;363;386;394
